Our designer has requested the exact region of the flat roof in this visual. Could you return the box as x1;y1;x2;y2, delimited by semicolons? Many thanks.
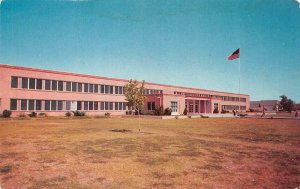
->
0;64;249;97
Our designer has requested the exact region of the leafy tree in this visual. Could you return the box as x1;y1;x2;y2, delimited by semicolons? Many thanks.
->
124;79;146;115
279;95;295;113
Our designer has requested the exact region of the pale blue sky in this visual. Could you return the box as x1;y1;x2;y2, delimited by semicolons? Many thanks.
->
0;0;299;102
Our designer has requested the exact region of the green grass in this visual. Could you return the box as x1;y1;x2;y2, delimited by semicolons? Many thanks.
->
0;117;299;188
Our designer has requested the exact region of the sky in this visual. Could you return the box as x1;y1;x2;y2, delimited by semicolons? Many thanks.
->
0;0;299;102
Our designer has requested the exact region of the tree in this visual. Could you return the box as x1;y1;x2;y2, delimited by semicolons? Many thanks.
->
279;95;295;113
124;79;146;131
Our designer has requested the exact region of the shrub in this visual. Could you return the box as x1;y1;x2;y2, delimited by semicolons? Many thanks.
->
213;107;219;114
221;109;229;114
65;112;72;117
29;112;37;117
183;108;188;115
2;110;12;118
18;112;26;118
154;106;163;116
164;108;172;116
73;111;85;117
38;112;47;117
104;112;111;118
249;108;254;112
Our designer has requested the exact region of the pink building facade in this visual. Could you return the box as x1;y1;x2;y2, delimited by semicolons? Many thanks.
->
0;64;250;116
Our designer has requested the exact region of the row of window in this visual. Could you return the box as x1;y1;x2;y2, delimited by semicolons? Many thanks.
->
11;76;125;95
10;99;128;111
221;105;246;111
174;91;247;102
142;89;163;95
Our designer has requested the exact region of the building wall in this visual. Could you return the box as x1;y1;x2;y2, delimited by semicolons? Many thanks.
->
0;64;250;116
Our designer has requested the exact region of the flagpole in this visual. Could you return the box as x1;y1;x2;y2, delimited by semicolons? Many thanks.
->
238;54;240;94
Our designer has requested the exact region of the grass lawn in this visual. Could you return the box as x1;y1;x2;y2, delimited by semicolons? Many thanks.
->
0;117;299;189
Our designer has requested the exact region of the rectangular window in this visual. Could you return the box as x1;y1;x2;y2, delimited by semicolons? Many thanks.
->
109;102;113;110
28;100;35;110
66;101;71;110
147;102;151;110
66;82;71;91
123;102;127;110
110;86;114;94
84;83;88;92
22;78;28;89
58;101;63;110
115;86;119;94
152;102;155;111
11;76;18;88
45;80;51;90
78;83;82;92
36;79;42;90
100;102;104;110
94;84;98;93
52;80;57;91
89;84;93;93
105;102;109;110
21;99;27;110
77;101;82;110
100;85;105;93
105;85;109;94
51;100;57;110
119;102;123;110
35;100;42;111
94;102;98;110
84;101;88;110
115;102;119;110
58;81;64;91
10;99;17;110
89;101;93;110
119;87;123;94
45;100;50;110
29;78;36;89
72;82;77;92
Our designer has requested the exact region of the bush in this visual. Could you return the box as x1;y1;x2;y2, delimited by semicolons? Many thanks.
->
29;112;37;117
104;112;111;118
221;109;229;114
2;110;12;118
183;108;188;115
249;108;254;112
73;111;85;117
164;108;172;116
154;106;163;116
65;112;72;117
213;107;219;114
38;112;47;117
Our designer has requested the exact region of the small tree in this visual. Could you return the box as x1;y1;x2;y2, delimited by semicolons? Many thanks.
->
280;95;295;113
183;108;188;115
2;110;12;118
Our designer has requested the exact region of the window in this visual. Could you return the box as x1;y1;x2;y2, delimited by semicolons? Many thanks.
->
21;99;27;110
28;100;35;110
58;101;63;110
52;80;57;91
36;100;42;111
100;85;105;93
94;102;98;110
89;84;93;93
115;86;119;94
51;100;57;110
45;80;51;90
84;101;88;110
45;100;50;110
89;101;93;110
66;101;71;110
115;102;119;110
77;101;82;110
171;101;178;113
105;85;109;94
94;84;98;93
22;78;28;89
10;99;17;110
58;81;64;91
119;87;123;94
110;86;114;94
119;102;123;110
66;82;71;91
147;102;155;111
11;76;18;88
84;83;88;92
72;82;77;92
78;83;82;92
109;102;113;110
29;78;36;89
100;102;105;110
36;79;42;90
105;102;109;110
123;102;127;110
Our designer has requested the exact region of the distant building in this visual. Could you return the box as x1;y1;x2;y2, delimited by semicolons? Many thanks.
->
0;64;250;116
250;100;279;112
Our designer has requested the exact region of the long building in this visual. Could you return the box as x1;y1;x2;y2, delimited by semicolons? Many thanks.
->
0;64;250;116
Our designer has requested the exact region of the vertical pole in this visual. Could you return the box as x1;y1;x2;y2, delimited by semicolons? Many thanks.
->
138;108;140;132
238;55;241;94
